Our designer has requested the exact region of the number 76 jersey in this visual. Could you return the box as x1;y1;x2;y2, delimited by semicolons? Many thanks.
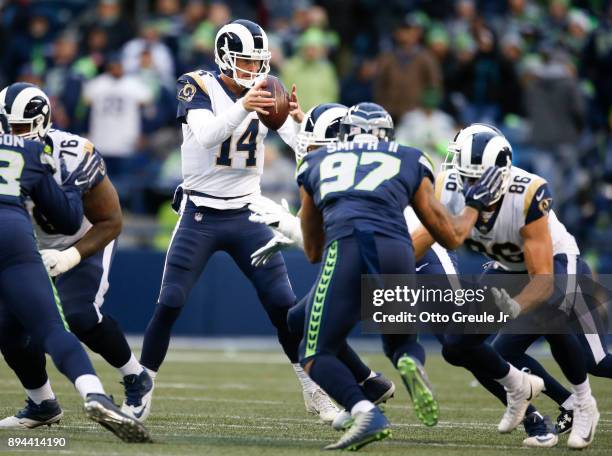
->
436;166;579;271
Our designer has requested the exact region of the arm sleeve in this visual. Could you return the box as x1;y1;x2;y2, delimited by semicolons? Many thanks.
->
176;74;213;122
30;176;84;235
186;104;250;149
276;116;301;152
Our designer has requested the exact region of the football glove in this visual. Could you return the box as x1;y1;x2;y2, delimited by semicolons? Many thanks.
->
40;247;82;277
250;232;295;267
491;287;522;319
62;151;106;193
464;166;504;212
248;196;303;247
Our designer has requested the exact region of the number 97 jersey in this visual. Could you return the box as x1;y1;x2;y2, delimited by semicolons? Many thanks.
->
436;166;579;271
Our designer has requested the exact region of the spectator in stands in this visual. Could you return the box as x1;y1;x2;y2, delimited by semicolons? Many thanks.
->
81;0;134;51
395;88;457;170
374;13;442;120
83;54;153;178
44;31;84;132
122;21;175;90
340;57;376;108
498;33;526;119
281;27;339;111
175;0;209;74
563;9;593;61
446;0;478;42
73;26;110;80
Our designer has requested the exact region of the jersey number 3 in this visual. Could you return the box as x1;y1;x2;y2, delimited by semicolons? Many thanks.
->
319;152;401;199
216;119;259;168
0;149;25;196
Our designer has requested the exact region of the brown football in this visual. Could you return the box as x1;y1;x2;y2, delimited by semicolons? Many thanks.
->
257;75;290;130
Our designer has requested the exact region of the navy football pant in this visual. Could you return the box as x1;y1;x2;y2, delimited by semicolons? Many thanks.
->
1;241;132;389
301;233;415;411
0;215;96;386
141;201;300;371
492;255;610;406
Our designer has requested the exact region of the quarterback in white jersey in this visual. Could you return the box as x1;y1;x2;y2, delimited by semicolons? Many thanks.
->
132;19;339;424
0;83;149;430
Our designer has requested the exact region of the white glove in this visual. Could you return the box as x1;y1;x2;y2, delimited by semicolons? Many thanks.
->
248;196;303;247
491;287;522;319
251;232;295;267
40;247;81;277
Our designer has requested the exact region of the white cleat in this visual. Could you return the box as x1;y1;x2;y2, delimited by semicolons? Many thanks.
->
567;396;599;449
523;433;558;448
120;370;154;422
498;373;544;433
304;388;340;424
331;410;353;431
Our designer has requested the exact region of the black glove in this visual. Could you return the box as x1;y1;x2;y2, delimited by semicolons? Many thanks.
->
62;151;106;193
464;166;503;211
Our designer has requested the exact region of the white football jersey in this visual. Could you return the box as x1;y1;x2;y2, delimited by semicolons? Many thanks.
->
34;129;96;250
178;70;298;209
436;166;579;271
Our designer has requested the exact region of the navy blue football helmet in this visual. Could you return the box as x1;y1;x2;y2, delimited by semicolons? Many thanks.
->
339;102;394;142
295;103;348;161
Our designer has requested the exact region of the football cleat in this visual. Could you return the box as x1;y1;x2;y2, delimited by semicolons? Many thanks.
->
555;406;573;435
362;373;395;405
567;396;599;449
397;355;438;426
85;393;152;443
121;370;154;422
522;411;558;448
331;410;353;431
498;372;544;433
0;398;63;429
304;387;340;423
324;407;391;451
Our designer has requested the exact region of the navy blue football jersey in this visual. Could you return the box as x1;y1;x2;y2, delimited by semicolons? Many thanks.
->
0;134;83;233
296;140;434;244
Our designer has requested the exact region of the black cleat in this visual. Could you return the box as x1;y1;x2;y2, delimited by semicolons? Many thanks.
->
84;393;152;443
362;373;395;405
0;398;63;429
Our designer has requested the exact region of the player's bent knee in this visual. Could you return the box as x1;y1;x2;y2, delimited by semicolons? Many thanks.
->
158;284;188;309
65;310;99;337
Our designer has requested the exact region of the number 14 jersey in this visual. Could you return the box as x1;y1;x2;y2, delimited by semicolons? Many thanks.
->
436;166;579;271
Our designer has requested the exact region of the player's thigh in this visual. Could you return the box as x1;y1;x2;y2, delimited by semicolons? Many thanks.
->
301;239;361;360
0;261;67;343
55;240;117;330
158;202;219;307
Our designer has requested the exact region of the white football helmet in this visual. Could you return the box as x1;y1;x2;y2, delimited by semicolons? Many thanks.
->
0;82;51;141
214;19;271;89
443;123;512;204
295;103;348;162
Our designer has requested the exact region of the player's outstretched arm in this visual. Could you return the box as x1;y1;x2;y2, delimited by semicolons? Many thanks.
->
299;186;325;263
411;177;478;250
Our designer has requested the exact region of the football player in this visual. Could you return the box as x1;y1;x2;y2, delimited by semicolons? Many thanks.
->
129;19;338;422
252;103;399;426
294;102;502;450
414;123;600;449
250;103;443;429
0;108;150;442
0;83;150;429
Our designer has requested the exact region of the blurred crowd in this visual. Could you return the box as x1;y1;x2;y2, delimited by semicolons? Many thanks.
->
1;0;611;269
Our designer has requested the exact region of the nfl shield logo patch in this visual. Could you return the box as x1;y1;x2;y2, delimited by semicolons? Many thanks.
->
194;212;203;222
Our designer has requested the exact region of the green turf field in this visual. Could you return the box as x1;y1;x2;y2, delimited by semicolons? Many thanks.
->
0;347;610;455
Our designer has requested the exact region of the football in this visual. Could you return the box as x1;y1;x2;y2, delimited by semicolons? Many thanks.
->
257;75;290;130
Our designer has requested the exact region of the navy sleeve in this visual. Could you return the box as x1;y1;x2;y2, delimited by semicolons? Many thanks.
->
525;182;553;224
176;73;212;123
399;146;434;197
296;154;315;196
30;173;84;236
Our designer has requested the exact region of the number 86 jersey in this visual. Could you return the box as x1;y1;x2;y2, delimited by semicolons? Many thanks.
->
436;166;579;271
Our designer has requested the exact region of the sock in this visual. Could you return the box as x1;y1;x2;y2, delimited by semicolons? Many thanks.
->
358;371;376;385
26;380;55;404
118;353;144;377
351;400;375;417
293;363;317;393
561;394;575;410
496;364;523;391
571;378;592;404
74;374;105;399
145;367;158;379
